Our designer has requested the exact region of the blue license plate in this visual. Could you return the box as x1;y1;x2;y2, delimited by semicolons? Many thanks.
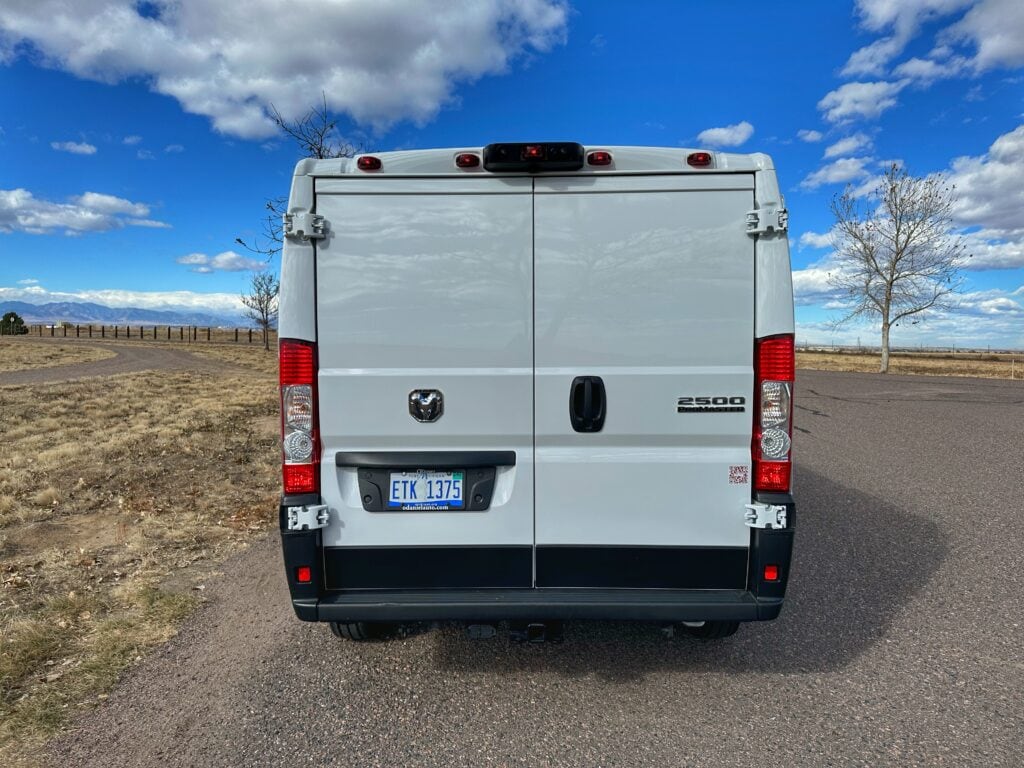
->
388;470;464;510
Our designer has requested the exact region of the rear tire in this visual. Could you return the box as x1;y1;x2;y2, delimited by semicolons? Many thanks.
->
680;620;740;639
329;621;398;641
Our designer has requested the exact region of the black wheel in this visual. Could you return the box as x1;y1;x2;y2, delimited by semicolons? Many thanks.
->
680;620;740;639
329;621;398;641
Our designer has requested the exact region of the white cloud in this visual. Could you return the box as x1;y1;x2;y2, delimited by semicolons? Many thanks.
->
50;140;97;155
797;129;824;143
947;124;1024;238
842;0;973;76
942;0;1024;72
696;121;754;147
137;149;154;160
799;231;835;250
892;55;969;82
164;143;184;153
823;133;873;158
16;278;39;285
0;1;569;139
0;188;167;234
818;81;907;123
175;250;265;273
122;134;142;145
71;192;149;217
0;283;245;315
800;157;874;189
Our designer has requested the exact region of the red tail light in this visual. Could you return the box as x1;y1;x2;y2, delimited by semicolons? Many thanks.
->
587;151;612;166
455;153;480;168
687;151;713;168
280;339;319;495
357;156;382;171
753;334;794;493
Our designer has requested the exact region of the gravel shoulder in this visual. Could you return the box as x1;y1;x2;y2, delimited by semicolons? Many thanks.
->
47;371;1024;767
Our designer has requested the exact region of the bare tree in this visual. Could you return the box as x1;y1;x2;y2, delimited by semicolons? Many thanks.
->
828;163;966;373
236;94;359;257
241;271;280;351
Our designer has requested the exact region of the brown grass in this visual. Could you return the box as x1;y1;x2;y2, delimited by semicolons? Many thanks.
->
0;340;115;374
797;350;1024;379
0;361;278;765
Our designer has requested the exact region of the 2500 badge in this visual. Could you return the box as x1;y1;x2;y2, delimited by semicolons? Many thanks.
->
677;396;746;413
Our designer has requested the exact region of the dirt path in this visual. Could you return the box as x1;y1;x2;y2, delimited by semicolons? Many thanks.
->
0;343;229;386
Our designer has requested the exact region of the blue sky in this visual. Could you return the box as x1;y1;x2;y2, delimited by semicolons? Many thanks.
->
1;0;1022;347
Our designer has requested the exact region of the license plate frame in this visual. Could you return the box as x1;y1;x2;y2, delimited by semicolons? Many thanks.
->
356;467;497;513
387;470;465;511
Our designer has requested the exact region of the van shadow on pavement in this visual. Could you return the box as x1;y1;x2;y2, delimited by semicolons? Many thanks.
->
430;466;948;681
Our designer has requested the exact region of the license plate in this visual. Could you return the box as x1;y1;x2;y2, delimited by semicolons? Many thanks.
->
388;470;464;510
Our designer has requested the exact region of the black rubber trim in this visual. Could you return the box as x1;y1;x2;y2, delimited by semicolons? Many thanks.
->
335;451;516;469
310;588;782;622
536;546;748;589
324;546;532;590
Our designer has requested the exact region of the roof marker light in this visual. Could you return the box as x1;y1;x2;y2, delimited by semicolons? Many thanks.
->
687;151;713;168
522;145;544;160
455;153;480;168
587;151;612;166
357;156;382;171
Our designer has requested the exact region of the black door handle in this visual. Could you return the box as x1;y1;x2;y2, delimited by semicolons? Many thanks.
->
570;376;606;433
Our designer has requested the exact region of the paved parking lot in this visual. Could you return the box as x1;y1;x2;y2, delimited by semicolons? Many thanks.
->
51;370;1024;767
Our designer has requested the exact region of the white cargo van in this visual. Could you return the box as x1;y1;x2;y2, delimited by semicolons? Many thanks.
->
277;143;795;641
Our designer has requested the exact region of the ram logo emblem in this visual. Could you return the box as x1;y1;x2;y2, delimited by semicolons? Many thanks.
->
409;390;444;422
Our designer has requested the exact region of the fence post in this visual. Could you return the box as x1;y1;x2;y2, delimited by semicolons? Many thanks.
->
114;326;118;339
38;325;42;337
101;325;105;338
206;327;211;342
234;328;238;343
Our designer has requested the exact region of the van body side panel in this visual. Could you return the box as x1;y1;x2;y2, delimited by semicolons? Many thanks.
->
533;176;756;562
313;178;534;552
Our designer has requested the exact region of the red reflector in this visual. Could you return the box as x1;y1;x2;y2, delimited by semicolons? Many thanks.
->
357;156;382;171
687;151;712;167
283;464;317;495
755;461;791;493
296;565;312;584
523;145;544;160
757;335;795;381
279;339;315;386
763;564;779;582
587;151;612;166
455;153;480;168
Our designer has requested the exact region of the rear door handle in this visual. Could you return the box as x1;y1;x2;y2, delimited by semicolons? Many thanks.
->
570;376;606;433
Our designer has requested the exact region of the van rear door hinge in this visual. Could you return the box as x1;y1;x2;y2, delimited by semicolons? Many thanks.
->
744;502;787;530
745;206;788;236
287;504;329;531
283;212;327;241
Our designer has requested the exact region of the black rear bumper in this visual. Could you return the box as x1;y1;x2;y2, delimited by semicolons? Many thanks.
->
293;588;783;623
279;493;795;624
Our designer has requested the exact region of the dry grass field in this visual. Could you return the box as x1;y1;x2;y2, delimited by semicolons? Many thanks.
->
0;341;116;374
797;349;1023;379
0;346;278;766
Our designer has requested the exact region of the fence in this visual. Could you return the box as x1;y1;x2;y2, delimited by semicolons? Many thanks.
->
27;324;278;345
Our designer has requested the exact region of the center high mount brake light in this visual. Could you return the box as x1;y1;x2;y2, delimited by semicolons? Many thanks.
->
482;143;585;173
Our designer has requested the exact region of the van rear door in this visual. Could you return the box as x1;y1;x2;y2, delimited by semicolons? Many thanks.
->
314;177;534;589
533;174;755;589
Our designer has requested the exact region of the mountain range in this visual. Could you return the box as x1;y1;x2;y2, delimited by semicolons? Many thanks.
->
0;301;243;327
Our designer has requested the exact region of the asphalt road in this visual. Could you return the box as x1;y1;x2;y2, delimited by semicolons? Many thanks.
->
49;370;1024;767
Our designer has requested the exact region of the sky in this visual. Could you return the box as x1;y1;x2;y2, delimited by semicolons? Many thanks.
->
1;0;1022;348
